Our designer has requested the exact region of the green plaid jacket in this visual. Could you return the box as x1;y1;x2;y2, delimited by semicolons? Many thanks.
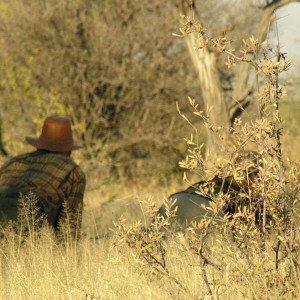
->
0;150;86;233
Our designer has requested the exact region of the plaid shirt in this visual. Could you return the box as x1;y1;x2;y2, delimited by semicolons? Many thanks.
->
0;150;86;234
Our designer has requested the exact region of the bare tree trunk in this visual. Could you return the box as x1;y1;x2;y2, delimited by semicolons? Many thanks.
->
174;1;231;158
185;33;231;158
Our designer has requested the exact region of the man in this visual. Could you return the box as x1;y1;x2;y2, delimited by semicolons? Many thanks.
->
0;116;86;237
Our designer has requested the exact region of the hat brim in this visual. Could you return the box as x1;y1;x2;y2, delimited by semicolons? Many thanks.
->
25;136;82;152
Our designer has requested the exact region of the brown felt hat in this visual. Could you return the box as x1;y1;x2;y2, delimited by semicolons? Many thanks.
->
26;116;82;152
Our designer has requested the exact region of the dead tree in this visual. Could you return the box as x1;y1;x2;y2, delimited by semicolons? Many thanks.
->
174;0;299;158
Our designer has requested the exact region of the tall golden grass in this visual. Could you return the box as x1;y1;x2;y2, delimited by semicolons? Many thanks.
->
1;193;299;300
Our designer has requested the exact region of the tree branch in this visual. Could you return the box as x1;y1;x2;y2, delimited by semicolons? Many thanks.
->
229;0;299;122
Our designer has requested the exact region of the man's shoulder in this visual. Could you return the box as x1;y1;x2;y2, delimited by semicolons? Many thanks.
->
72;164;86;181
40;152;85;176
1;151;81;172
10;151;76;165
44;152;85;180
0;152;31;170
42;152;77;165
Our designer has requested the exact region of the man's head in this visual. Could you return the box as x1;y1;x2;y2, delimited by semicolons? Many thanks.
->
26;116;82;154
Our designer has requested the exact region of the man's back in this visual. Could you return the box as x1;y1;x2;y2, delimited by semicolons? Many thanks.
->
0;150;86;230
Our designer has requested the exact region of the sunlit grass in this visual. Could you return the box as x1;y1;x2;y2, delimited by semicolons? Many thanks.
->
1;218;299;299
1;182;299;299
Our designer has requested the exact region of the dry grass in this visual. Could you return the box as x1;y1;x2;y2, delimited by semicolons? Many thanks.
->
1;161;299;298
1;216;299;299
0;230;169;299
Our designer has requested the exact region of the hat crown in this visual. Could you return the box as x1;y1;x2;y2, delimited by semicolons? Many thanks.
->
26;116;82;152
40;116;73;145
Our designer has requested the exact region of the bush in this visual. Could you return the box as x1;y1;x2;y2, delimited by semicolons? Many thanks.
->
0;0;201;183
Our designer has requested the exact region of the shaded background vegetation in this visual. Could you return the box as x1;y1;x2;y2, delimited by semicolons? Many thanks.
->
0;0;202;186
